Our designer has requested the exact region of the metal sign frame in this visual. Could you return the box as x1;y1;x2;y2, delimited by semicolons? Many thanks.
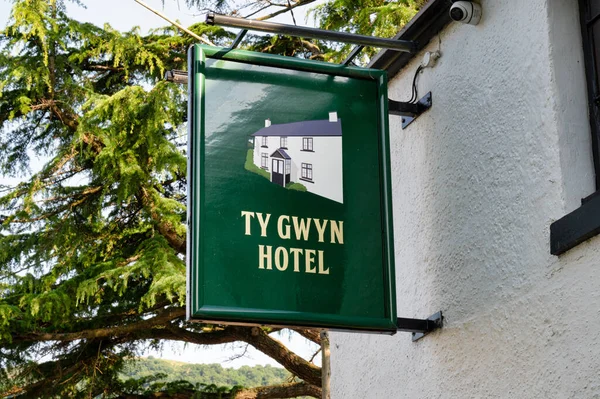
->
187;44;397;333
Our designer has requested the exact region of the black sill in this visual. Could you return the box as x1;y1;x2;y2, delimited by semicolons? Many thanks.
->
261;145;268;148
300;178;314;183
280;147;288;150
550;190;600;255
582;189;600;205
301;149;314;152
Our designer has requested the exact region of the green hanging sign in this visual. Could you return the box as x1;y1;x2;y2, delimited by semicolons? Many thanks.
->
187;44;397;333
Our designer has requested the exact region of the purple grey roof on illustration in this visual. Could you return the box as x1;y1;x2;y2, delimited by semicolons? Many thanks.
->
252;119;342;137
271;148;291;159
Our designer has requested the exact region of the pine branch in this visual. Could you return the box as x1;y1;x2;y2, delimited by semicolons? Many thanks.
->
148;325;242;346
48;103;79;132
308;347;321;363
138;187;186;255
82;63;126;72
13;307;186;343
6;185;103;223
291;328;321;344
229;326;321;386
255;0;317;21
12;320;322;389
244;4;276;19
4;340;122;398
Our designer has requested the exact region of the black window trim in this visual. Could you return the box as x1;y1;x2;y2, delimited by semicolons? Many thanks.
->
261;152;269;170
551;0;600;255
301;162;313;181
302;137;314;152
580;0;600;186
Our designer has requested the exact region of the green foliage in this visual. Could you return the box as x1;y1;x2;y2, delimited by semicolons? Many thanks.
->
311;0;424;63
244;149;270;179
285;182;307;192
244;150;308;192
117;371;244;399
0;0;418;396
0;1;197;396
121;358;291;389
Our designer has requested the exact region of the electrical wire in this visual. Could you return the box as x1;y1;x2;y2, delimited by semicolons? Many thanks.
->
409;65;423;104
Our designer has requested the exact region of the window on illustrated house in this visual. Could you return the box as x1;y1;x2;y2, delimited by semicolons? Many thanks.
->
285;160;291;174
302;137;313;151
301;163;313;181
262;136;268;147
280;136;287;148
261;153;268;170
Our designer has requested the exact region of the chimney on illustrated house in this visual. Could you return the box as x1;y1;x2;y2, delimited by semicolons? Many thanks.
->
265;119;271;127
329;112;338;122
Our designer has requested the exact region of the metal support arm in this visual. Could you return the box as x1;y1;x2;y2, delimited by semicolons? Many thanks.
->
389;92;432;130
206;13;417;53
397;311;443;341
165;69;188;84
388;100;423;117
164;71;431;131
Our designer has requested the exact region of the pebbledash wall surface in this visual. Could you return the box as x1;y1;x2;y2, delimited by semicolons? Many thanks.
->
331;0;600;398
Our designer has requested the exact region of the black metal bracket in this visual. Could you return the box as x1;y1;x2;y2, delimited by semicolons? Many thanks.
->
388;91;432;130
342;45;364;65
207;13;417;53
165;69;187;84
397;311;443;341
230;29;248;49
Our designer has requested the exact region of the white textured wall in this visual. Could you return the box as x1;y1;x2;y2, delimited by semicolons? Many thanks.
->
331;1;600;398
285;136;343;203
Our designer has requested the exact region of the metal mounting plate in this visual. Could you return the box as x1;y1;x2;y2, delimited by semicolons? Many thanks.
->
402;92;432;130
411;311;443;342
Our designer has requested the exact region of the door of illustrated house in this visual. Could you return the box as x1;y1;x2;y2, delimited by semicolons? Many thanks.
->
271;159;285;186
270;149;291;187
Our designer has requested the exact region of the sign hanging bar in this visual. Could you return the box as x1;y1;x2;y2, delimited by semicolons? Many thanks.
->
206;13;417;53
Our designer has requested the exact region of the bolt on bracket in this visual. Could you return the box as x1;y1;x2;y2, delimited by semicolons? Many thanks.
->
388;91;433;130
396;310;443;341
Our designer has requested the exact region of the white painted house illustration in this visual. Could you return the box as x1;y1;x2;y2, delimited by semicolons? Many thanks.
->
251;112;343;203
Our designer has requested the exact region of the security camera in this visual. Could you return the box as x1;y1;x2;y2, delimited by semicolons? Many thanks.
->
450;1;482;25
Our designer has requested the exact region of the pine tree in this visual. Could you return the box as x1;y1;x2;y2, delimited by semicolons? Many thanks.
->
311;0;423;62
0;0;418;397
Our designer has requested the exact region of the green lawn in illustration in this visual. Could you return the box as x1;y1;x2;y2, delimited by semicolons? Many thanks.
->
244;149;307;192
244;149;269;179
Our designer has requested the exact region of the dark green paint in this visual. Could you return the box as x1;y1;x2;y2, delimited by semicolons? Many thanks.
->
187;44;397;333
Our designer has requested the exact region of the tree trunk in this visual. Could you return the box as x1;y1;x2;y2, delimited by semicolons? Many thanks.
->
320;330;330;399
